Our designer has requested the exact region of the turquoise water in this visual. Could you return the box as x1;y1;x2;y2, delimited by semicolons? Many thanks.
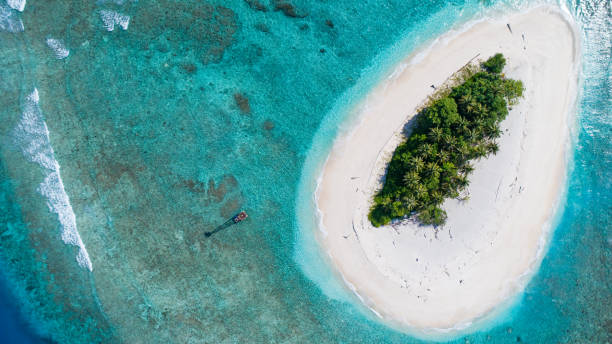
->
0;0;609;343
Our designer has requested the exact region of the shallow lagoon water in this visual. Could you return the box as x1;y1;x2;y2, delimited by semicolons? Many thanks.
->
0;0;610;343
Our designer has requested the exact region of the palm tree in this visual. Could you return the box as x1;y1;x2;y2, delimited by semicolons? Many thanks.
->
375;194;392;207
415;183;428;202
430;191;444;204
458;143;472;158
471;102;485;117
482;123;500;138
426;162;441;179
456;117;470;135
460;163;474;175
420;143;436;159
411;156;425;172
465;99;475;114
487;142;500;154
455;175;470;191
442;134;458;152
403;171;420;188
429;127;444;143
474;144;488;156
401;195;417;211
438;150;450;162
466;127;481;142
489;127;502;138
459;93;474;110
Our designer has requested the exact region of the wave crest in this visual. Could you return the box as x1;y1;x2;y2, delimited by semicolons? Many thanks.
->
99;9;129;31
0;2;24;33
6;0;25;12
46;38;70;59
13;88;93;271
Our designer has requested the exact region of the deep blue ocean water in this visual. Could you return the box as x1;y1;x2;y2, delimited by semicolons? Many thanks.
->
0;273;44;344
0;0;609;343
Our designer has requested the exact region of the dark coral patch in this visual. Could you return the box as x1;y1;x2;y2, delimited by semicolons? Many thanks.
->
234;93;251;114
181;179;206;193
273;0;307;18
245;0;267;12
263;119;275;131
208;174;239;203
181;63;197;74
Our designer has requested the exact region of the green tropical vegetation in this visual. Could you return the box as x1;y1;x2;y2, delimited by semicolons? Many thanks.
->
369;53;524;227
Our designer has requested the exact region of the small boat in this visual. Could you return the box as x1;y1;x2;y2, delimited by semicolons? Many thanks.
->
206;211;248;237
232;211;248;223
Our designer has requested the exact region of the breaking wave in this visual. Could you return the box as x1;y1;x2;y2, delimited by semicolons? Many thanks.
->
45;38;69;59
0;2;24;33
12;89;93;271
6;0;25;12
99;9;129;31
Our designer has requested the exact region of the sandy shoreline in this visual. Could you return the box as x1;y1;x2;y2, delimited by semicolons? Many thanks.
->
315;5;579;332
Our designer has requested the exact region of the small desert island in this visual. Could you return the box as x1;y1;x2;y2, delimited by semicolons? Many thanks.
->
315;6;579;332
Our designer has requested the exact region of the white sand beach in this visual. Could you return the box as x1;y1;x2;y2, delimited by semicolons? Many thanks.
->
315;6;579;331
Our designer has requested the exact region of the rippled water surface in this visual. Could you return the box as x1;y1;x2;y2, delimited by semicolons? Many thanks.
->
0;0;609;343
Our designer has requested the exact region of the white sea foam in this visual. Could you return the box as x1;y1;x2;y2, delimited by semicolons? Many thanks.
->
0;2;24;32
99;9;129;31
6;0;25;12
13;88;93;271
46;38;69;59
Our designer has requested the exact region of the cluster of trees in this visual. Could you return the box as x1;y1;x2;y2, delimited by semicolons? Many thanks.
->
369;53;524;227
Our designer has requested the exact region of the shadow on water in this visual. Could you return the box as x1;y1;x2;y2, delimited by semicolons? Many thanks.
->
204;218;236;238
205;211;248;237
